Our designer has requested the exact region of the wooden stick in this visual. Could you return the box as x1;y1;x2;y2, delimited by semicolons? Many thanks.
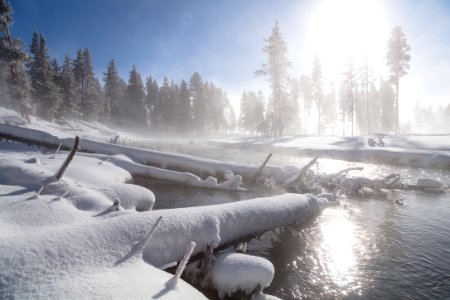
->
249;153;272;184
174;241;196;280
55;136;80;181
141;216;163;250
283;156;318;187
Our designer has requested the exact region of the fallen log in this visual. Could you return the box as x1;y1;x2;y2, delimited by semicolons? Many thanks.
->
0;124;298;182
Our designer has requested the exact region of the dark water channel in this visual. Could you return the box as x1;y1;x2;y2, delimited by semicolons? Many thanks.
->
135;142;450;299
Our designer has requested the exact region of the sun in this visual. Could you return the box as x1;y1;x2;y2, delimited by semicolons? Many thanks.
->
307;0;389;82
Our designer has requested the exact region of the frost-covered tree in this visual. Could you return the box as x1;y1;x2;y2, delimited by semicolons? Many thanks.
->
239;91;265;134
28;32;61;119
190;72;208;132
299;74;313;133
157;77;172;129
0;0;31;121
175;79;191;133
206;82;230;133
311;55;324;135
368;81;381;133
322;82;337;135
340;62;355;136
103;59;123;122
386;26;411;134
57;55;78;118
379;78;396;133
72;49;84;96
145;76;159;128
255;21;291;136
125;65;146;125
81;49;103;120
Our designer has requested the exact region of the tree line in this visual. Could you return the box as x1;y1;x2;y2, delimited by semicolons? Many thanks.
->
239;22;425;136
0;0;236;133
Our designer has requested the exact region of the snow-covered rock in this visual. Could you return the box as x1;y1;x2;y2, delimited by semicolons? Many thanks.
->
416;178;443;189
210;252;274;299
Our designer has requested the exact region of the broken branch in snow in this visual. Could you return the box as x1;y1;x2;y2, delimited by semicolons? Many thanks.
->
142;216;163;250
55;136;80;181
318;166;364;188
55;143;62;154
174;241;196;280
249;153;272;185
284;156;318;186
283;156;319;193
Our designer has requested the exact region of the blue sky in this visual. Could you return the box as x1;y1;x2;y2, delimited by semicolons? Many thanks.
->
9;0;450;119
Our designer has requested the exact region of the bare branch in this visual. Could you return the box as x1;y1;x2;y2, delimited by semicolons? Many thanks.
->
55;136;80;181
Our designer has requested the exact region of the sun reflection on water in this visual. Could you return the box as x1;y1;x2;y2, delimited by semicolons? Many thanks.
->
317;207;365;294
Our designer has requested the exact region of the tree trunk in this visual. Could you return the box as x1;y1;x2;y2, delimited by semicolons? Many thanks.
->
395;77;400;135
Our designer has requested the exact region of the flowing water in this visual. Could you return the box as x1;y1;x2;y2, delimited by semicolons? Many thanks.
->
136;142;450;299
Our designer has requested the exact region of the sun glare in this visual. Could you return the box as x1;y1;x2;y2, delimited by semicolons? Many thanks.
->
307;0;389;82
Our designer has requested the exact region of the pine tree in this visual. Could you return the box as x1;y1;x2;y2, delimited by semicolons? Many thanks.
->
190;72;207;133
239;91;265;134
386;26;411;134
145;76;159;128
368;81;381;133
206;82;228;133
255;21;291;136
72;49;84;97
322;82;337;135
0;0;13;45
176;79;191;133
0;0;31;121
311;55;324;135
299;75;313;133
80;48;102;120
158;77;171;128
57;55;78;118
341;62;355;136
27;32;61;120
287;78;301;133
103;59;123;122
379;78;396;133
125;65;146;125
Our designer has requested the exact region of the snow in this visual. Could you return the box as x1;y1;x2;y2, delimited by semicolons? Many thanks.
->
210;252;274;299
213;135;450;169
4;105;447;298
0;135;331;298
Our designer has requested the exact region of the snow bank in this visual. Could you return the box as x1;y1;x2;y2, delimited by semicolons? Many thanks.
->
1;192;322;297
213;135;450;169
0;150;155;212
0;123;299;182
82;153;245;191
210;252;274;299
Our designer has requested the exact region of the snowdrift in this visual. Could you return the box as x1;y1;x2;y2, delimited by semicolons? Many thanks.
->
0;146;329;299
0;123;299;183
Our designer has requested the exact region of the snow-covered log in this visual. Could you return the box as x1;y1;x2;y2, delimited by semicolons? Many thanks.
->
0;192;329;297
84;153;245;191
0;124;298;182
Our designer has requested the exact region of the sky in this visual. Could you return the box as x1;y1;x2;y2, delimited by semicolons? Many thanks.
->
9;0;450;121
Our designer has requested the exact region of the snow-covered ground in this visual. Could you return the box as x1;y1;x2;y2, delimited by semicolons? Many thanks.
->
212;134;450;169
0;106;335;299
1;105;448;299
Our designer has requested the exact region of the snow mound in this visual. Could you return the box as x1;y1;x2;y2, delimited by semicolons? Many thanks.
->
0;151;155;212
210;252;274;299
